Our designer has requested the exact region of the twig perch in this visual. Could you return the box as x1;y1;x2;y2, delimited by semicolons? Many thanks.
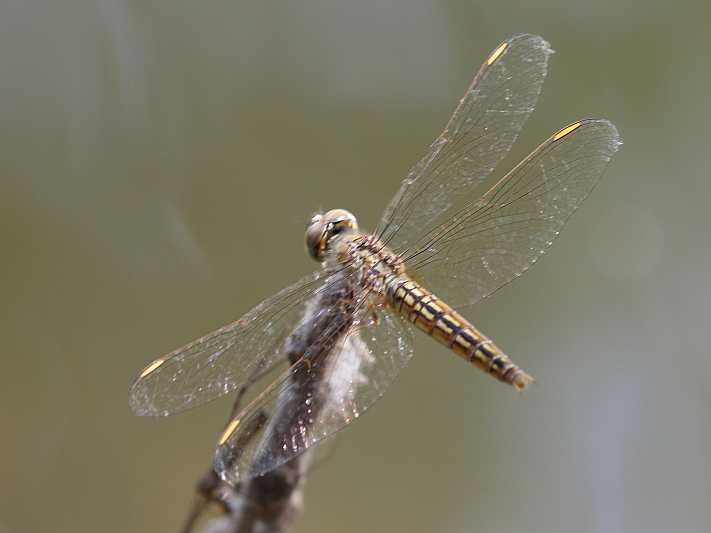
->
182;268;358;533
181;411;310;533
181;454;308;533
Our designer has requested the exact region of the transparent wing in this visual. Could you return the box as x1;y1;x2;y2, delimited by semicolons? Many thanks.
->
376;34;553;252
213;297;414;484
128;270;333;416
403;119;622;308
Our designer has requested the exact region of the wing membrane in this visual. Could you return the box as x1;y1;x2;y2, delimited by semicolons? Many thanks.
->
214;302;414;484
404;119;622;307
129;270;332;416
377;34;553;253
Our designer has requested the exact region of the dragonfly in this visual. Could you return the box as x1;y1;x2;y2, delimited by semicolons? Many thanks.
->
129;34;621;485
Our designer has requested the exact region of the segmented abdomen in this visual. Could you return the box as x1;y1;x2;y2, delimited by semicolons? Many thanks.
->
386;277;534;390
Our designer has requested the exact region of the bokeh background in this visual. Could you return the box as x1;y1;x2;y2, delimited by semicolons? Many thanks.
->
2;1;709;532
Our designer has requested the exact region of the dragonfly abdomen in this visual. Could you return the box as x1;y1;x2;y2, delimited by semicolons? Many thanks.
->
386;277;534;391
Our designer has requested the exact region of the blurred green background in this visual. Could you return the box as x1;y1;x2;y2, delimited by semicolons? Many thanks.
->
1;1;709;532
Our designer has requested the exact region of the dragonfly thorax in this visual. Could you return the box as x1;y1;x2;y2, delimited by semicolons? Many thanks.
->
332;232;406;298
306;209;359;261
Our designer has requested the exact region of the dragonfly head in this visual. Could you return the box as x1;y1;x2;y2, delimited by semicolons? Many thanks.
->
306;209;359;261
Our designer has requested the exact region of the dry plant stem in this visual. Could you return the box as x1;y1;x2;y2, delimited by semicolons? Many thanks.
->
183;271;357;533
181;380;310;533
232;456;306;533
181;439;308;533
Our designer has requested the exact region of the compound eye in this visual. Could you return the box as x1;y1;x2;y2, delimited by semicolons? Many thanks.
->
334;222;352;236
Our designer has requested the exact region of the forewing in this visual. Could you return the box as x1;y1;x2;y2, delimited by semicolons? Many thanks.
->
404;119;622;308
213;304;414;484
128;270;331;416
377;34;553;252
